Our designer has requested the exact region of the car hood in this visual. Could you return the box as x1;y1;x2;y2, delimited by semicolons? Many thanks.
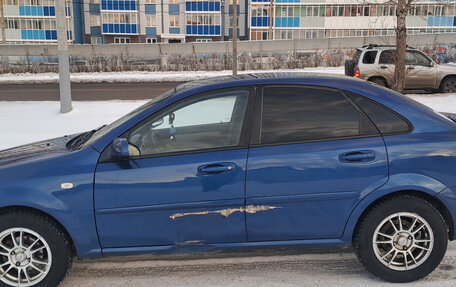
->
437;63;456;73
0;136;75;167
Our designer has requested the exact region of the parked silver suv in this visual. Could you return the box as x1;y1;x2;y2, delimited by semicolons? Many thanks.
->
345;45;456;93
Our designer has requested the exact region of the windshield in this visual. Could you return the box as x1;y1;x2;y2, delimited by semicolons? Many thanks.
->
80;88;177;149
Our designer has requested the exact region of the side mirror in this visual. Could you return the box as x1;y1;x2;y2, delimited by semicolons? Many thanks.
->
111;138;130;160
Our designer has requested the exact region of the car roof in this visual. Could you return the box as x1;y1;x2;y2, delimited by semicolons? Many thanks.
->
173;72;366;93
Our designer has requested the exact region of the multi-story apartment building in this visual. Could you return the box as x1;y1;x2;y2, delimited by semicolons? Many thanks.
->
249;0;456;40
0;0;82;44
1;0;456;44
83;0;248;43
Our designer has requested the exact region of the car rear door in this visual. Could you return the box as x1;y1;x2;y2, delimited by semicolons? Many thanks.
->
94;87;254;248
245;86;389;241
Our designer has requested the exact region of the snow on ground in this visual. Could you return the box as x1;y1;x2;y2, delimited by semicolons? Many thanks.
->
0;67;344;84
1;92;456;151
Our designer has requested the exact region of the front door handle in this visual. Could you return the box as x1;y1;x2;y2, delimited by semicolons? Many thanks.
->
380;66;388;69
198;163;235;175
339;151;376;163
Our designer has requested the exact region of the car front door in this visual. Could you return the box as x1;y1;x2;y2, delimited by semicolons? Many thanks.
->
245;86;389;241
94;87;254;248
405;51;437;89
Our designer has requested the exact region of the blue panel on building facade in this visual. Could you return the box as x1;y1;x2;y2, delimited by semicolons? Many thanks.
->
170;27;180;34
186;26;191;34
198;26;203;34
169;4;180;14
31;6;37;15
293;17;299;27
107;1;113;9
102;24;108;33
51;30;57;40
215;2;220;10
203;2;208;10
102;1;107;9
126;24;131;33
209;25;215;34
50;6;55;16
145;4;156;14
192;26;197;34
191;2;197;11
215;25;220;34
209;2;214;11
91;26;102;36
109;24;114;33
203;25;208;34
251;17;256;27
26;30;33;39
37;6;43;16
39;30;45;40
25;6;31;15
45;30;51;40
32;30;38;39
198;2;203;10
146;27;157;36
113;0;119;10
132;24;137;33
114;24;120;33
19;6;25;16
21;30;27;40
186;2;191;11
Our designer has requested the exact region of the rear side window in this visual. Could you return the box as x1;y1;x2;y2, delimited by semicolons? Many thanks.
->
260;87;378;144
379;50;395;64
348;93;410;134
362;51;378;64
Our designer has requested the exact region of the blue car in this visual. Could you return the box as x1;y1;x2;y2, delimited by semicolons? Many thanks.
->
1;74;456;286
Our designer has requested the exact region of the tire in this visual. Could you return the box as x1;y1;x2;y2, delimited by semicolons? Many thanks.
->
369;77;387;87
0;209;73;287
353;195;448;283
439;76;456;93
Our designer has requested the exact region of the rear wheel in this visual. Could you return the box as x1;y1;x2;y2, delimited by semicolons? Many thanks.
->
353;195;448;283
440;77;456;93
0;210;73;287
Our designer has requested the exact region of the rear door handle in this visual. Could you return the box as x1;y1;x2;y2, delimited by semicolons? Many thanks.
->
339;151;376;163
198;163;235;175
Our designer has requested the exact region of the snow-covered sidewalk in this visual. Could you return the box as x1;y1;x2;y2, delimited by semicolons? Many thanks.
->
0;93;455;151
0;67;344;85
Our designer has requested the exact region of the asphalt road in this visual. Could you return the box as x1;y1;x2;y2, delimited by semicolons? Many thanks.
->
0;82;184;101
60;243;456;287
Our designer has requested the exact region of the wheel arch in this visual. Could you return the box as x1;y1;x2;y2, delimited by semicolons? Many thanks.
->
0;205;76;255
367;76;389;87
439;74;456;89
349;190;453;245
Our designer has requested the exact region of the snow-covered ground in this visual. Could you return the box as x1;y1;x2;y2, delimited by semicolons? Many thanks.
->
1;93;455;151
0;67;344;84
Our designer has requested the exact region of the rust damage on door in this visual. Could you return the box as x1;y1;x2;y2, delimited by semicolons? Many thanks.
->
169;205;281;219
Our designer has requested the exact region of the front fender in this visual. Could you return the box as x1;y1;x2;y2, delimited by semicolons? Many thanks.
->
0;147;102;258
341;173;448;244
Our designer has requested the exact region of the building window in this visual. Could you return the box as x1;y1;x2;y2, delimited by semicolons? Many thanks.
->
90;15;101;26
196;38;212;43
146;38;157;43
90;0;100;3
114;37;130;44
169;0;178;4
170;15;179;27
146;0;155;3
146;15;156;26
91;37;102;44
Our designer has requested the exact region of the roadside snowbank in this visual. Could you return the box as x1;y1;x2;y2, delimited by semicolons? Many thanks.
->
0;67;344;85
1;92;455;151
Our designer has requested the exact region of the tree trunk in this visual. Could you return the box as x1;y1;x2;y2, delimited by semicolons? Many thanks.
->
393;0;407;94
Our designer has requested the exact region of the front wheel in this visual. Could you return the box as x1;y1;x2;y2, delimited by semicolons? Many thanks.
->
353;195;448;283
440;76;456;93
0;210;73;287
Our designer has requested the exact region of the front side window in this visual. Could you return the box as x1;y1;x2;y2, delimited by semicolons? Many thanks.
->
260;87;377;144
128;89;250;156
406;51;432;67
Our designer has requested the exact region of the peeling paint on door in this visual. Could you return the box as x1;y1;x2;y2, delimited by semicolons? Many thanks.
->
169;205;281;219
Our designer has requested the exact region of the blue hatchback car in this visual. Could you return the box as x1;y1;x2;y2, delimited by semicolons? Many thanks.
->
1;74;456;286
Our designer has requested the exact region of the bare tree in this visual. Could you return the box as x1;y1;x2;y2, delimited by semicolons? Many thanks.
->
392;0;411;93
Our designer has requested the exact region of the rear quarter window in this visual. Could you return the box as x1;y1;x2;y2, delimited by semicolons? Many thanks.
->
348;93;411;134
